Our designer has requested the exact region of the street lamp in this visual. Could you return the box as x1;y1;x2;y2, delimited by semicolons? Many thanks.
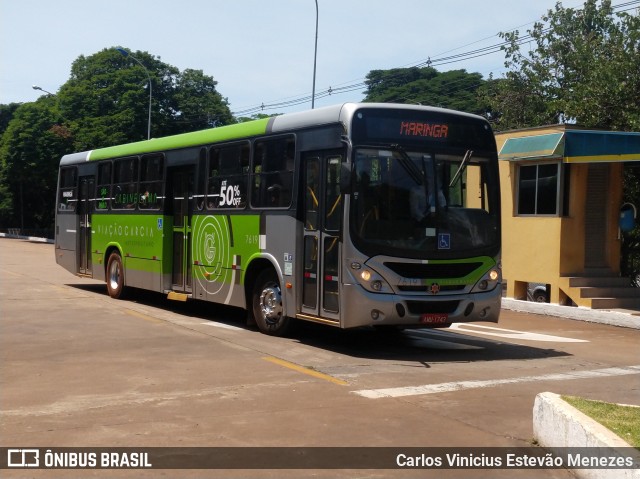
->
27;84;57;229
32;85;53;95
116;48;152;140
312;0;319;109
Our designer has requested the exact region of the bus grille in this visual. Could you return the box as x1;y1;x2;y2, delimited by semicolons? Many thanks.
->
398;284;466;293
384;262;483;279
406;300;460;314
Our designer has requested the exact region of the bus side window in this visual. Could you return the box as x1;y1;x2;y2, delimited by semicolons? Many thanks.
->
196;148;207;211
58;167;78;212
139;154;164;210
96;162;112;211
112;157;138;210
325;156;342;231
251;136;294;208
305;157;320;230
207;142;249;209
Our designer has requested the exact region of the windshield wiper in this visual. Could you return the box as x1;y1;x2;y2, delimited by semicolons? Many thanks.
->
449;149;473;188
391;144;423;185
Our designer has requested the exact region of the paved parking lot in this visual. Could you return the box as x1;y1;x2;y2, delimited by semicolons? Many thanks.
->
2;238;639;478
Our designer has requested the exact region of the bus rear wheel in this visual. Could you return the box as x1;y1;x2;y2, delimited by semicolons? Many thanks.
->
106;252;125;299
252;269;291;336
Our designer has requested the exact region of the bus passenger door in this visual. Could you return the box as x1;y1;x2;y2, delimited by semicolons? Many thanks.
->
78;176;94;275
301;152;343;322
168;168;194;294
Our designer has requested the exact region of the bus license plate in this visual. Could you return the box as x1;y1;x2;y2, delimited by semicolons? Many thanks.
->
420;313;449;325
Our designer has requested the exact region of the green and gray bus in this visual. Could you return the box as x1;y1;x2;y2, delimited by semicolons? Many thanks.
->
55;103;501;335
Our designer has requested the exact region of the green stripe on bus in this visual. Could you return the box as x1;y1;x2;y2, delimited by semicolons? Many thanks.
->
89;118;270;161
92;213;263;278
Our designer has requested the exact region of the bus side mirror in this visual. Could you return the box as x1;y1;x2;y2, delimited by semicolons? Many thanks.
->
340;162;352;194
339;135;352;194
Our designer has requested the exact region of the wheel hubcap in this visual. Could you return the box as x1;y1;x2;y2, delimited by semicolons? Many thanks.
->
109;262;121;291
259;283;282;324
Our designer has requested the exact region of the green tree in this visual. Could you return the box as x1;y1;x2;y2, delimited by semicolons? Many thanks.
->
484;0;640;285
0;97;72;230
58;48;164;149
0;47;234;231
485;0;640;131
236;113;281;123
173;69;234;133
363;67;487;115
0;103;20;136
623;164;640;286
57;47;234;150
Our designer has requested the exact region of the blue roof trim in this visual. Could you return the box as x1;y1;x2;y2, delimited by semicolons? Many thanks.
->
500;130;640;163
564;131;640;159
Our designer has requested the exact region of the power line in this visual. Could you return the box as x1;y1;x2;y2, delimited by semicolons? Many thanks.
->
231;1;640;117
231;30;534;116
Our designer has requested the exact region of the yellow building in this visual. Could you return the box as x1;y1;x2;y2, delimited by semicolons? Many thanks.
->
495;125;640;311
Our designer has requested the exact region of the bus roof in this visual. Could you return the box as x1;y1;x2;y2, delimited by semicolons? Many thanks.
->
60;103;489;165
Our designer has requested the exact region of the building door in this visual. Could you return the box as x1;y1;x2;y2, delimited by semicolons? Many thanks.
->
301;151;343;322
584;164;609;268
169;168;194;292
77;176;94;275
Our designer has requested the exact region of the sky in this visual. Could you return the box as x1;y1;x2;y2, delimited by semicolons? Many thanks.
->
1;0;589;117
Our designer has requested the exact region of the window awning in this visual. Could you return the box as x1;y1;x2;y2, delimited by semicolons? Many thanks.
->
499;130;640;163
499;133;564;161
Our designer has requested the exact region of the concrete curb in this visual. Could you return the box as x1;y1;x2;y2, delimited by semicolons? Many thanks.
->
0;233;54;244
502;298;640;330
533;392;640;479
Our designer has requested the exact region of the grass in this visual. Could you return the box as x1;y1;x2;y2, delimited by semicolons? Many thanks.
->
562;395;640;449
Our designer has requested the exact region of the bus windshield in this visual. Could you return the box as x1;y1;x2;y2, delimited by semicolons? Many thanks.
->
350;147;500;259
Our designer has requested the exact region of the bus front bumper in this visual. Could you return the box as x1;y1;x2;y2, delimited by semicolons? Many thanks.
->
340;284;502;329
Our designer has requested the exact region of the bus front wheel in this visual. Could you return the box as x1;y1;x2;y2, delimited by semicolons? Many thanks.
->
252;269;291;336
106;252;125;299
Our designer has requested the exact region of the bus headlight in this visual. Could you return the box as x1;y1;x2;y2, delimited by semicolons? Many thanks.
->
352;267;392;293
471;268;501;293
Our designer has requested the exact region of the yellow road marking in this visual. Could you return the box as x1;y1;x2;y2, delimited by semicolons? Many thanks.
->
262;356;348;386
125;309;164;324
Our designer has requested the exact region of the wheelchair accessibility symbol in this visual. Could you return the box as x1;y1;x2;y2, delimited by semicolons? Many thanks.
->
438;233;451;250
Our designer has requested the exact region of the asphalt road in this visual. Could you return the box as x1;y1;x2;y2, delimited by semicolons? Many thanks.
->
1;238;639;478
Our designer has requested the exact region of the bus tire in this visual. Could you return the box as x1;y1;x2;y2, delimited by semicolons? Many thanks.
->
252;269;291;336
106;252;125;299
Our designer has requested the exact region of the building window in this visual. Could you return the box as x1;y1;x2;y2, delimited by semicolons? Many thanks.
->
517;163;561;215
